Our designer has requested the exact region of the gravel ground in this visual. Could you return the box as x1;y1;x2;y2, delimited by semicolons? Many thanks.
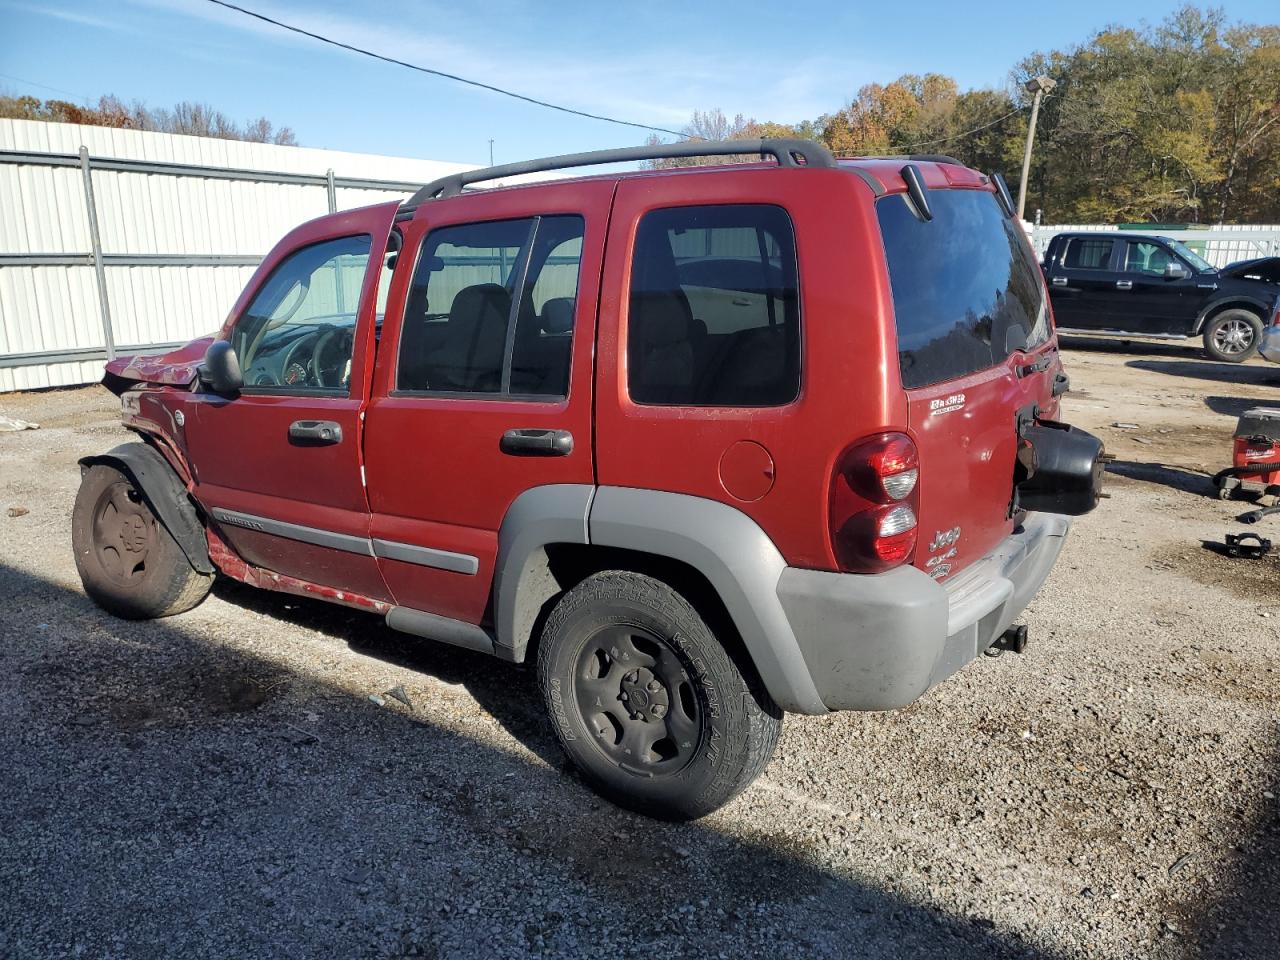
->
1;338;1277;959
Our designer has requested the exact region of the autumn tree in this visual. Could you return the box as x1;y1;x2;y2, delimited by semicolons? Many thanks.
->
648;5;1279;223
0;93;297;145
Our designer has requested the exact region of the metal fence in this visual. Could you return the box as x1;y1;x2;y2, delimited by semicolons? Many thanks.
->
0;147;435;390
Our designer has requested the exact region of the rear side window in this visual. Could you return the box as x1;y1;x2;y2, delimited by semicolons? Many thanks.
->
396;215;584;397
628;204;800;406
1062;238;1114;270
877;190;1049;390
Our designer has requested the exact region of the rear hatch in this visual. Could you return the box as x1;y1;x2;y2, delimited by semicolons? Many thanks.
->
876;183;1057;581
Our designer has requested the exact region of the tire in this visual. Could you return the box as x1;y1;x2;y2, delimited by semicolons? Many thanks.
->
72;463;213;620
536;570;782;820
1202;308;1263;363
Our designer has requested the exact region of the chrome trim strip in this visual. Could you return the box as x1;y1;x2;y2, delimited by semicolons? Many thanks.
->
210;508;374;556
1056;328;1190;341
373;538;479;575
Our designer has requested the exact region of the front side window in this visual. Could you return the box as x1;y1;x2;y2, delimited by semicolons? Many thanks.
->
877;189;1049;389
1062;237;1115;270
231;235;371;393
396;215;584;397
1166;238;1214;274
627;204;800;406
1125;240;1175;276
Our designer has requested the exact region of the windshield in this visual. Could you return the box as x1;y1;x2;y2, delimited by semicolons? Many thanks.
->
1165;239;1215;274
876;188;1050;389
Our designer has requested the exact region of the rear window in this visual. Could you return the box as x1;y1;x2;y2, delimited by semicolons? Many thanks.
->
1063;238;1114;270
877;189;1049;389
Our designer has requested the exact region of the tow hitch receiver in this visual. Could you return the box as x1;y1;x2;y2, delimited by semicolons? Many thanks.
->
984;624;1029;658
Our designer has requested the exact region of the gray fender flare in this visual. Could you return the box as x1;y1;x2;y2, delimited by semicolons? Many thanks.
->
492;485;826;714
587;487;826;714
79;442;214;575
493;484;594;663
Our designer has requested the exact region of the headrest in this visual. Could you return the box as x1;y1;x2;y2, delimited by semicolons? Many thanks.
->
449;283;510;324
631;291;693;346
541;297;575;334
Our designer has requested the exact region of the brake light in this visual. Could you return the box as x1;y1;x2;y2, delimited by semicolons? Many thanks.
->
829;432;920;573
1272;297;1280;326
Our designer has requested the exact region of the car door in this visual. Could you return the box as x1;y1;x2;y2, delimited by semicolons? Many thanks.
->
362;180;611;625
1117;239;1202;335
182;202;398;601
1047;236;1119;330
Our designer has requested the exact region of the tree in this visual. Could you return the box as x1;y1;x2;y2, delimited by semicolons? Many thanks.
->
646;5;1279;222
0;93;298;146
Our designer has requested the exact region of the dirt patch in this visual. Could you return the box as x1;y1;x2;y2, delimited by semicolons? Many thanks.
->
1151;541;1280;605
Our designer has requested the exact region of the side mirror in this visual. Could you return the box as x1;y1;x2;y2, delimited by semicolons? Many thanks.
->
1165;262;1190;280
199;340;243;394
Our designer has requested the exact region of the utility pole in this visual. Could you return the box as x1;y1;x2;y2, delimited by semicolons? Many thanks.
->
1016;75;1056;221
488;139;494;166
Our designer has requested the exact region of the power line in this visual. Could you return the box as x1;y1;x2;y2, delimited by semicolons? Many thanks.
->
0;72;94;105
203;0;688;139
901;105;1027;150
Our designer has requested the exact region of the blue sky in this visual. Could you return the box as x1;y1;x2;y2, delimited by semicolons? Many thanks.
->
1;0;1276;165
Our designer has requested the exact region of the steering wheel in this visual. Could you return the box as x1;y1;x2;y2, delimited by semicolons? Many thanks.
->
277;334;314;389
311;326;353;388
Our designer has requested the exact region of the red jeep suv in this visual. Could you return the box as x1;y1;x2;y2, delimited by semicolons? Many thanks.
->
73;140;1103;819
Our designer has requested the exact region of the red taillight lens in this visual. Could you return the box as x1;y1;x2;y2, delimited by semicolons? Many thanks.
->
829;433;920;573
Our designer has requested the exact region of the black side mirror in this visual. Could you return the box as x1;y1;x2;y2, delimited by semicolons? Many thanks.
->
1164;262;1190;280
199;340;243;394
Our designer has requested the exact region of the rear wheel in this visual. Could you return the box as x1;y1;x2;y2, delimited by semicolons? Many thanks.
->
536;571;781;820
1203;308;1263;362
72;463;213;619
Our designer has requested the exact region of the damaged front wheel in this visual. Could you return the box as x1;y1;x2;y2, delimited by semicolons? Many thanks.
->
72;464;213;619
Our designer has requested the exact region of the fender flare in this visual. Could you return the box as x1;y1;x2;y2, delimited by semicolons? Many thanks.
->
78;442;214;575
1194;296;1272;334
493;484;827;714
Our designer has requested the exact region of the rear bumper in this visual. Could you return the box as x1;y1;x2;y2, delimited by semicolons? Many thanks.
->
776;513;1071;711
1259;326;1280;363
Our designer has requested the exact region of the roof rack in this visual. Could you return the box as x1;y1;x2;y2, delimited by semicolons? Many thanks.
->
407;139;838;205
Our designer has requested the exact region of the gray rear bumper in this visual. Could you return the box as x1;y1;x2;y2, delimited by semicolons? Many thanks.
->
776;513;1071;711
1260;325;1280;363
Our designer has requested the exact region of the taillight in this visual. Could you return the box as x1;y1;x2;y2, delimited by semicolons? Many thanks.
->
829;432;920;573
1272;297;1280;326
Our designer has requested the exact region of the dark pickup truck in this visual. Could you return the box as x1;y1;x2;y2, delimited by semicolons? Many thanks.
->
1041;232;1280;362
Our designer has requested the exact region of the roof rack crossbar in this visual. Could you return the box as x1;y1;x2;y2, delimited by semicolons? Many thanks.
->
408;138;838;204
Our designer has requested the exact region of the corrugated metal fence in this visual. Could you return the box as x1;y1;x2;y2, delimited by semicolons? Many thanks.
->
0;118;474;391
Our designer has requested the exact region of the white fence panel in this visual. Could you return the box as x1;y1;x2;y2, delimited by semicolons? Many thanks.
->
0;117;475;392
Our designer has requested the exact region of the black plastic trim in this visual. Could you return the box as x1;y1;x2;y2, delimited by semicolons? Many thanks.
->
79;442;214;575
899;164;933;222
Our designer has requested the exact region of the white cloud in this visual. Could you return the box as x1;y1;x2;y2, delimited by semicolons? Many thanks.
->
124;0;862;130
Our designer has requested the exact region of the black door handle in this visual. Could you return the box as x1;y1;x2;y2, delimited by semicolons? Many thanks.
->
288;420;343;445
500;428;573;456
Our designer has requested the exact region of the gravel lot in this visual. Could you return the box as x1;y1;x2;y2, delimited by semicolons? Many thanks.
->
1;338;1277;959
